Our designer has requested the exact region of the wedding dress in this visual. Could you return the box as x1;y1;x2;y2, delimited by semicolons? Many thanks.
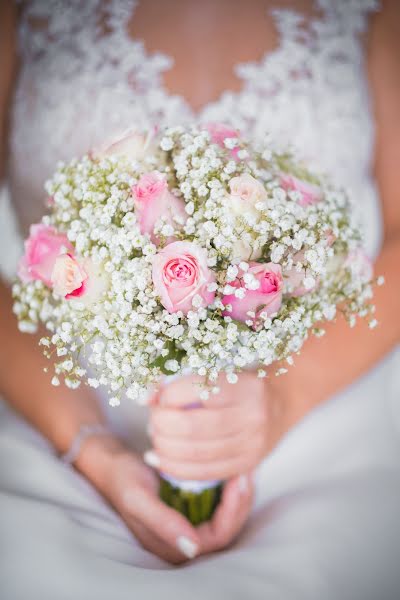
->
1;1;400;598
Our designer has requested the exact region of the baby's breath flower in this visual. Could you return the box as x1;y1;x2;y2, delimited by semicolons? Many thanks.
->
226;372;238;384
12;125;376;401
109;397;121;407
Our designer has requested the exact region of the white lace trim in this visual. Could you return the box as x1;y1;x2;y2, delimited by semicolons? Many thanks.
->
10;0;381;255
16;0;379;119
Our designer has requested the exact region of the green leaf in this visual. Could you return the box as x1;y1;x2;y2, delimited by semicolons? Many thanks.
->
149;340;186;375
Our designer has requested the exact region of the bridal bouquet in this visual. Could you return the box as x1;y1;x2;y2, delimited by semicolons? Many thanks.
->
13;124;379;524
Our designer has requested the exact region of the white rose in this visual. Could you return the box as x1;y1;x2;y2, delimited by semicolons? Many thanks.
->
92;129;156;162
230;237;262;262
75;259;110;308
51;254;86;297
228;173;267;217
52;255;109;308
226;174;267;260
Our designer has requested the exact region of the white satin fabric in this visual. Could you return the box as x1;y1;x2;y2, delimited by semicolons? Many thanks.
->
1;348;399;599
1;1;400;598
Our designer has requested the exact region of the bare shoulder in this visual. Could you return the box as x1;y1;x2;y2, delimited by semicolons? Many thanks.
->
0;0;18;181
367;0;400;238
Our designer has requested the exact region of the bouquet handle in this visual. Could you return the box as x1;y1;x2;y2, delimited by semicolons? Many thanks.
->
156;387;223;525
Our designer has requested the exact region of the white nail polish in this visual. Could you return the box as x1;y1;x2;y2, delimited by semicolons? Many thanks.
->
143;450;160;468
238;475;248;494
176;536;199;559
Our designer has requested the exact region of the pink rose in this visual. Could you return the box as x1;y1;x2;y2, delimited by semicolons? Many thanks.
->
132;171;186;244
284;250;318;297
51;254;87;298
222;262;283;323
280;174;323;207
17;224;72;286
152;241;216;314
205;122;240;158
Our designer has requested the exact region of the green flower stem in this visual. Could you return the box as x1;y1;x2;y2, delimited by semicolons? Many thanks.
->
159;477;223;526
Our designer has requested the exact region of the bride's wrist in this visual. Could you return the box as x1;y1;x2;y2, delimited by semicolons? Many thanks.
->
264;369;313;450
74;431;128;492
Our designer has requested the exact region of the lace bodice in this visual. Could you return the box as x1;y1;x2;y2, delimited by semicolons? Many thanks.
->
9;0;381;257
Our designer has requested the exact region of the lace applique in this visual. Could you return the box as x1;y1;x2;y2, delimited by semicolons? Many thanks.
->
10;0;381;252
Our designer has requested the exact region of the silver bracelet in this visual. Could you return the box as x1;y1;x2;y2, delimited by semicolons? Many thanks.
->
60;424;111;466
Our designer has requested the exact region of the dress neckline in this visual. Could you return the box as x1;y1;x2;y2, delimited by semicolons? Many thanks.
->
17;0;379;125
119;0;315;120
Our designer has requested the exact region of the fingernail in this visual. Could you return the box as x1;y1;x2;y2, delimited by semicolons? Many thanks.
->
143;450;160;468
238;475;248;494
176;535;199;559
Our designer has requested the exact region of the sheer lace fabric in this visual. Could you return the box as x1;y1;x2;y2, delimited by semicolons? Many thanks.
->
10;0;380;255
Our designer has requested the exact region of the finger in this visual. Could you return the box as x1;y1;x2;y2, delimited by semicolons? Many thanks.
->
156;375;207;408
144;448;261;481
121;485;200;559
129;518;189;565
146;388;161;407
157;377;226;409
152;427;260;463
197;473;254;554
150;404;250;440
158;371;265;409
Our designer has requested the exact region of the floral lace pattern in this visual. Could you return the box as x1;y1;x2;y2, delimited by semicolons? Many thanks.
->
9;0;381;255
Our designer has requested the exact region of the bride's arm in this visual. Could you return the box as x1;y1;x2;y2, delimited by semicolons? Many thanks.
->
0;282;120;471
0;1;16;180
0;0;118;483
271;2;400;435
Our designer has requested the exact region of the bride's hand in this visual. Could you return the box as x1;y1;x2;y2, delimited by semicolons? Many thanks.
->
146;372;282;481
76;434;254;563
75;436;202;564
195;471;254;555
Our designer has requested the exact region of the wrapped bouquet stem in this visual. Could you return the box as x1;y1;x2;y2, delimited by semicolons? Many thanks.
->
13;124;381;524
147;372;223;525
159;474;223;526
